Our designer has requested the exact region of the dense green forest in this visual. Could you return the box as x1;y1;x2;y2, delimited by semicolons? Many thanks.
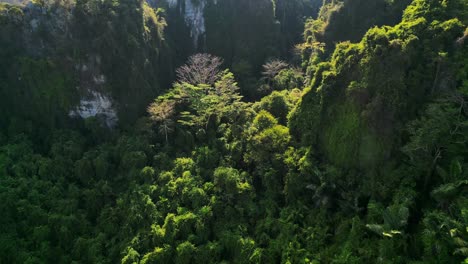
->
0;0;467;263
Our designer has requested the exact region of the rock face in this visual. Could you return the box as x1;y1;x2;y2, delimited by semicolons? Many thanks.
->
157;0;208;48
69;55;118;127
2;0;321;128
2;0;25;4
69;90;118;127
166;0;178;8
182;0;206;47
19;1;118;128
1;0;167;129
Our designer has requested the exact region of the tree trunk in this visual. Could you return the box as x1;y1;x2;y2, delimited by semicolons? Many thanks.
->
164;126;168;144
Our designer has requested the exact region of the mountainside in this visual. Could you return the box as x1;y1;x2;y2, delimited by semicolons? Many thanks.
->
0;0;467;263
0;0;169;129
0;0;320;132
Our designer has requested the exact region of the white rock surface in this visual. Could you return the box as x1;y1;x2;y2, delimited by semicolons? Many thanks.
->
167;0;178;8
69;90;118;127
160;0;207;47
93;74;106;85
70;55;117;127
183;0;206;47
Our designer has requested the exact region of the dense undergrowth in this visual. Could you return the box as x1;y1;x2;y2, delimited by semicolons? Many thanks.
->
0;0;468;263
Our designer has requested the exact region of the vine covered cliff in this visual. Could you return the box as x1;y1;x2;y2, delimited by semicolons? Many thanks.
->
0;0;467;263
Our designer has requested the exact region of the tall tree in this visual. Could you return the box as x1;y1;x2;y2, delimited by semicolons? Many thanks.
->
176;53;224;85
148;100;176;143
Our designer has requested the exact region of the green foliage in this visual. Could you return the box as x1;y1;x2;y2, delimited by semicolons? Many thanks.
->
204;0;280;96
1;0;468;263
321;101;361;168
213;167;251;199
366;204;409;237
255;90;302;125
0;0;172;128
149;68;245;147
0;57;77;138
273;68;305;91
252;110;278;131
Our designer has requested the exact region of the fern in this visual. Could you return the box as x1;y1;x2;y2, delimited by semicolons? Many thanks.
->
455;247;468;257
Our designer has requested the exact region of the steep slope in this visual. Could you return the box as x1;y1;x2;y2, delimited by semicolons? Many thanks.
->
0;0;321;131
291;0;467;170
0;0;467;263
289;0;468;261
0;0;172;133
155;0;321;96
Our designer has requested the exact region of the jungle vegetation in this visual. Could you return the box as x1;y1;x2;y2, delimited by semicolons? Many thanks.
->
0;0;467;263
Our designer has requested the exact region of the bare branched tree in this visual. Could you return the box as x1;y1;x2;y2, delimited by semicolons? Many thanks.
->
176;53;224;85
147;100;176;144
262;59;289;83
